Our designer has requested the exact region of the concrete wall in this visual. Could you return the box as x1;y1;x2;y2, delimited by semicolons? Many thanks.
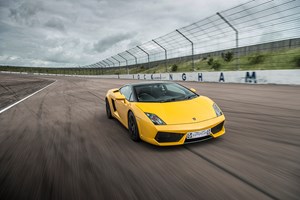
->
98;69;300;85
2;69;300;85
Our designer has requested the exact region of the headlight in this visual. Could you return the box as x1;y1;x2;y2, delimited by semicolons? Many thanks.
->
145;113;166;125
213;103;223;117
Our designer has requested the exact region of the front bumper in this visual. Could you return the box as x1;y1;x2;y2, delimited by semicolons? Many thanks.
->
137;115;225;146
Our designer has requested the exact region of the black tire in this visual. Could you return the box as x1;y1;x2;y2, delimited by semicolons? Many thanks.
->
106;98;113;119
128;111;140;142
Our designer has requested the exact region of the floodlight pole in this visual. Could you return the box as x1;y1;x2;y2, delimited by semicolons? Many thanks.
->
153;39;168;72
137;46;150;69
217;12;239;70
118;53;129;74
176;29;194;71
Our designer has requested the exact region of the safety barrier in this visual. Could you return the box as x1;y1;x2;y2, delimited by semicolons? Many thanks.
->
2;69;300;85
90;69;300;85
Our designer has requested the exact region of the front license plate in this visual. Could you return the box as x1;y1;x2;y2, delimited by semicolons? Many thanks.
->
186;129;211;139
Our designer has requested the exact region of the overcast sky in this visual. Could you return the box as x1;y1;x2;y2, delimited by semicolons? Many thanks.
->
0;0;243;68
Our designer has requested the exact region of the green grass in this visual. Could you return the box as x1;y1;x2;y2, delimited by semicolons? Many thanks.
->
113;47;300;74
1;48;300;75
179;48;300;72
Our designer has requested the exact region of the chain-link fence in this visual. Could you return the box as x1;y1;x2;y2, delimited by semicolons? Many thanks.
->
85;0;300;74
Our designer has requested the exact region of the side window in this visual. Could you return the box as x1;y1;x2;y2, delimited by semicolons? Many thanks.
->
119;86;132;101
129;92;134;101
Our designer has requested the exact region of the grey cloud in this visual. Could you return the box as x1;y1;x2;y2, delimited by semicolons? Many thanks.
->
45;18;65;32
127;39;140;48
9;0;44;26
0;0;243;67
93;32;136;53
45;53;71;64
0;1;12;7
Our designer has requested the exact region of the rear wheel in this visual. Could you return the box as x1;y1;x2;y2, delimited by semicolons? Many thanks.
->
106;98;112;119
128;111;140;142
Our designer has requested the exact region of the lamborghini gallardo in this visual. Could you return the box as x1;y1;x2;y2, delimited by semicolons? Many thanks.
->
105;82;225;146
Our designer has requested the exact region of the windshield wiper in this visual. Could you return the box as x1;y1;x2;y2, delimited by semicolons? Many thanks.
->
160;98;177;102
185;94;198;100
160;95;197;102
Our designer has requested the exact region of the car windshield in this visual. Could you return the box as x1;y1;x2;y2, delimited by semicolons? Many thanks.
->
134;83;198;102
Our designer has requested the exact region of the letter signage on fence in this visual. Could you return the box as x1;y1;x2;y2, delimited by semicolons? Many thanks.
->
219;72;225;82
245;72;257;83
198;73;203;82
182;73;186;81
35;69;299;85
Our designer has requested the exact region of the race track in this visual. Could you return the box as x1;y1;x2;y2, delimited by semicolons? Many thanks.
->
0;73;299;200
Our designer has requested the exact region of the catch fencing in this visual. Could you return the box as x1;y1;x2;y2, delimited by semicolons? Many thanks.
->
84;0;300;72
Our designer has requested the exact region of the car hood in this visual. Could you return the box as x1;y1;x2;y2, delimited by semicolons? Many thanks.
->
135;96;217;125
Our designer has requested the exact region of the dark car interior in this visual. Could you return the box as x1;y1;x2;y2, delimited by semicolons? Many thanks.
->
134;83;195;102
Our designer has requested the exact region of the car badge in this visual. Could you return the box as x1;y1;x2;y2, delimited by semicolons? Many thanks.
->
192;117;196;121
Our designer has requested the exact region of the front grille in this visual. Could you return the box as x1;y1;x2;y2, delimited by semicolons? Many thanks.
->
184;135;212;144
155;132;184;143
211;121;224;134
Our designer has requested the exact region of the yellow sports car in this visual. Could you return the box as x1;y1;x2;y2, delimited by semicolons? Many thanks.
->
105;82;225;146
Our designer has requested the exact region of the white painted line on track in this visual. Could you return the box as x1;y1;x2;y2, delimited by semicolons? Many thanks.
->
0;80;57;114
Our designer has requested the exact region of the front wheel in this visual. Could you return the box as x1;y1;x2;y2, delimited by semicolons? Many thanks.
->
128;112;140;142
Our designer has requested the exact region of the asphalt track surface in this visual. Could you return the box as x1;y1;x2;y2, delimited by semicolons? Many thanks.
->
0;73;299;200
0;74;54;111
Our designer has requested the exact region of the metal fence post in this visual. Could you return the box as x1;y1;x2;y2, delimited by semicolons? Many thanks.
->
103;60;110;67
217;12;239;70
99;61;106;74
152;39;168;72
107;58;115;67
118;54;129;74
112;56;121;74
137;46;150;69
126;50;138;67
176;29;194;71
111;56;120;67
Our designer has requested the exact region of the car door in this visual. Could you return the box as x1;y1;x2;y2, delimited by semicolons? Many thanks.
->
115;86;132;125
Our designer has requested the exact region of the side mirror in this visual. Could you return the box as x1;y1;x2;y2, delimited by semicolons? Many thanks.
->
115;93;126;100
190;88;197;93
